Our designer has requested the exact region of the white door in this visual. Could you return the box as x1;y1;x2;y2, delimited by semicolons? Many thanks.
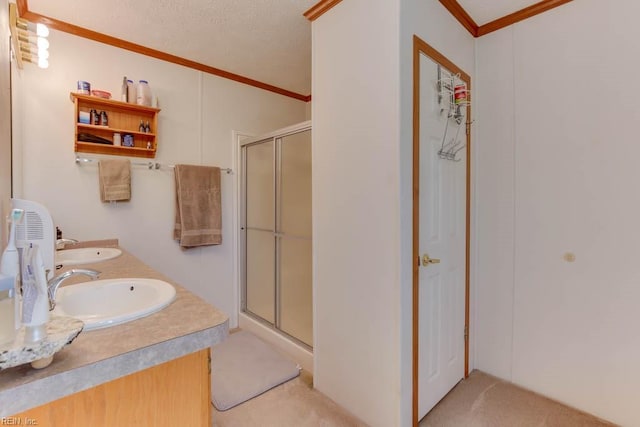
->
418;53;467;418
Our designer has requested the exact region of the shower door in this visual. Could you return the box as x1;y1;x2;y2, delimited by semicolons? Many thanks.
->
241;123;312;348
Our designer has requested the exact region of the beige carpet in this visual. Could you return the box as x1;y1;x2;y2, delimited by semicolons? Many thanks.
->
212;370;366;427
212;359;615;427
421;370;617;427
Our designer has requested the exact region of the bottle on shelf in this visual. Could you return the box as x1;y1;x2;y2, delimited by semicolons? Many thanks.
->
121;76;128;102
100;110;108;126
144;121;150;133
139;120;145;133
136;80;152;107
127;80;135;104
90;109;99;125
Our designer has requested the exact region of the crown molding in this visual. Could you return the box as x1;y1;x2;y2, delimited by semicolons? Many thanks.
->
476;0;573;36
438;0;573;38
16;0;311;102
304;0;343;21
303;0;572;38
439;0;479;37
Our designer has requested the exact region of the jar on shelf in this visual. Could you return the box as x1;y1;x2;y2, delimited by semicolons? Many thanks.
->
123;134;134;147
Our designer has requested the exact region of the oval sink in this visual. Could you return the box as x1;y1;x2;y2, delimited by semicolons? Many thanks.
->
56;247;122;266
52;278;176;330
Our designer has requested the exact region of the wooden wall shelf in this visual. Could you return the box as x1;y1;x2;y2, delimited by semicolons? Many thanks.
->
71;92;161;158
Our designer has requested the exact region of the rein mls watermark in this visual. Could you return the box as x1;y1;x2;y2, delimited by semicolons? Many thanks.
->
1;417;38;425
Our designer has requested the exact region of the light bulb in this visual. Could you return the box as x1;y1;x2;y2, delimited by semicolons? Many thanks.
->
37;48;49;59
36;37;49;50
18;20;49;38
35;23;49;38
37;57;48;69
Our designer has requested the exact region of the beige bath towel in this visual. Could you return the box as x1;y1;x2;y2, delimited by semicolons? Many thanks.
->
174;164;222;248
98;159;131;202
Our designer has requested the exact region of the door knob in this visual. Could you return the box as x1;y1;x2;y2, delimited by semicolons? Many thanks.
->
421;253;441;267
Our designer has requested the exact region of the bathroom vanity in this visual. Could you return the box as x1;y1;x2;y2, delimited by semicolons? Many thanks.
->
0;241;228;426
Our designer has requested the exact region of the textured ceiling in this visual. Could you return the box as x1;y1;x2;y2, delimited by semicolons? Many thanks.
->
457;0;541;25
28;0;315;96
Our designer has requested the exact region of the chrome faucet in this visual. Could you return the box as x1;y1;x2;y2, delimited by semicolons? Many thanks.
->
56;238;79;250
48;268;100;310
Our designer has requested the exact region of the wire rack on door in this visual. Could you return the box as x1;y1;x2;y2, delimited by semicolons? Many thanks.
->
436;65;471;161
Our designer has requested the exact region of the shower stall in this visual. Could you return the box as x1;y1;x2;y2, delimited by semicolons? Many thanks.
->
238;121;312;359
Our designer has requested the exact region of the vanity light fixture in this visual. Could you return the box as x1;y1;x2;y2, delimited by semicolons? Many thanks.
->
8;3;50;69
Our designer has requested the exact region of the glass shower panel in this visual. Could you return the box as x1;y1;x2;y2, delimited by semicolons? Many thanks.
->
245;139;275;324
246;140;274;230
246;229;275;323
278;130;312;347
280;130;312;237
241;124;312;350
279;237;312;346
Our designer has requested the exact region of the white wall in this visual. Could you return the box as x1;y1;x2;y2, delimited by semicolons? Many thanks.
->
474;28;516;380
475;1;640;425
312;0;402;425
313;0;474;425
11;29;307;329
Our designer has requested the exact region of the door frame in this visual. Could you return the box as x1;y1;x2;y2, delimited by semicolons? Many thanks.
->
412;35;472;425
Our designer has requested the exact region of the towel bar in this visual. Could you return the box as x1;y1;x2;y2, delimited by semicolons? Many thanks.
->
75;155;233;174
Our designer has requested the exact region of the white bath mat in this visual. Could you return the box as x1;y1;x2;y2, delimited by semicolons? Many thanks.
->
211;330;300;411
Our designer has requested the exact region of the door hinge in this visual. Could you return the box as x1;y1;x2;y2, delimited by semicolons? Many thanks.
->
417;255;421;267
464;325;469;340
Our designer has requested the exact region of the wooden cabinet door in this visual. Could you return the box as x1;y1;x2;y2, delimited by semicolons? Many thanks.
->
13;349;211;426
